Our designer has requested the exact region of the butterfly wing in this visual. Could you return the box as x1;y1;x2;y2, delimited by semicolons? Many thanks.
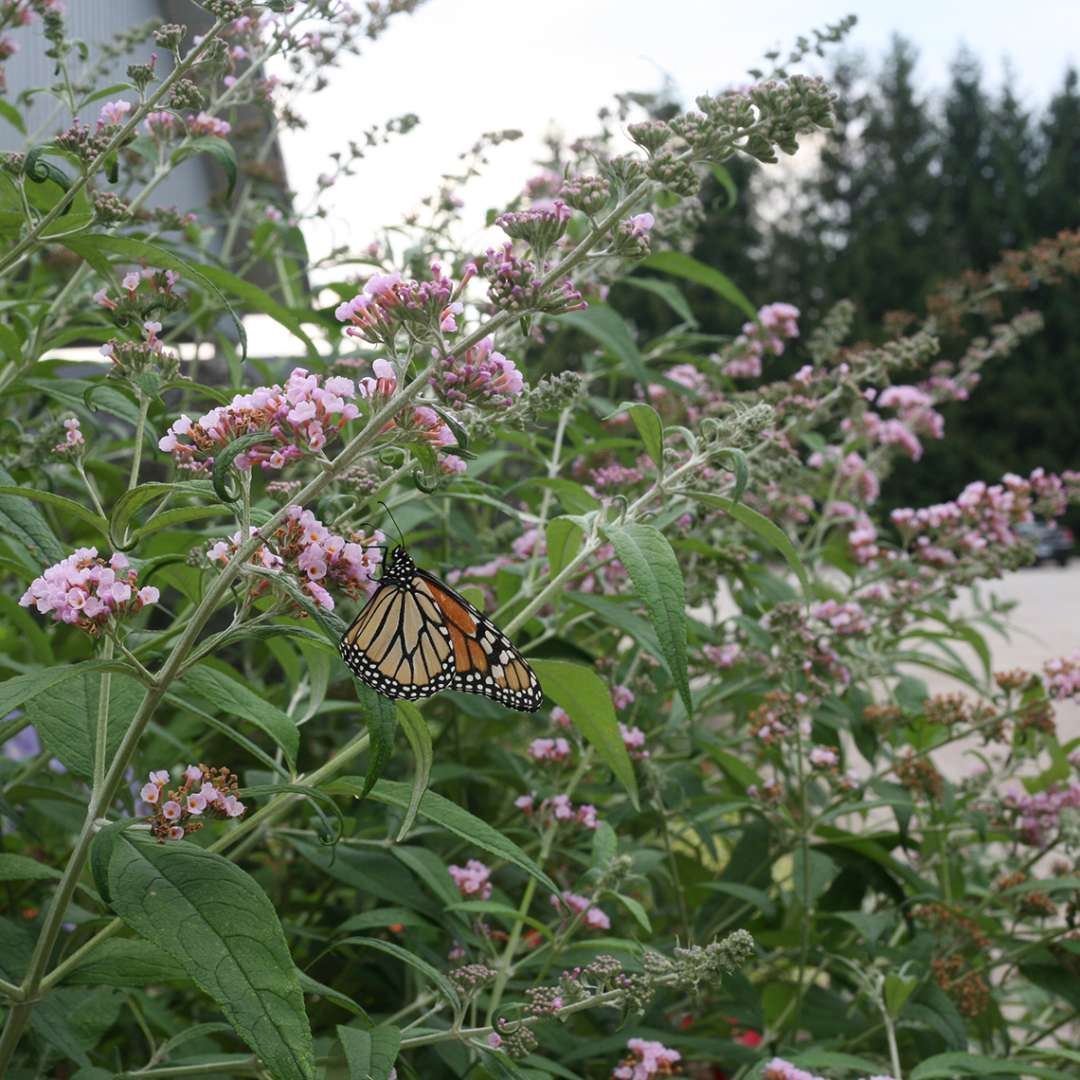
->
338;577;455;700
416;568;544;713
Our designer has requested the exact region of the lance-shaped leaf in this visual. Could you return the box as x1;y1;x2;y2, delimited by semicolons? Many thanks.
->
602;523;691;716
338;1025;401;1080
686;490;809;593
107;834;315;1080
394;700;433;841
604;401;664;469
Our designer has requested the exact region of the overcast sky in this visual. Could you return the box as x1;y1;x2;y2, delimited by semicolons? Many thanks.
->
275;0;1080;264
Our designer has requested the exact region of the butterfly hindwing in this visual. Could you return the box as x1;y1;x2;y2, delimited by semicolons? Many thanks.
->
338;546;543;713
415;569;543;713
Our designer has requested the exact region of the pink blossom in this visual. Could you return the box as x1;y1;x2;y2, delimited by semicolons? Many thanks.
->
187;111;231;137
704;643;741;668
97;99;132;128
528;737;572;764
576;803;600;829
810;599;871;636
448;859;492;900
52;416;84;454
1044;651;1080;699
553;891;610;931
161;800;182;821
723;301;800;378
514;793;535;815
611;685;635;710
612;1038;682;1080
158;367;360;472
140;783;160;804
762;1058;827;1080
619;723;649;760
19;548;160;631
551;706;571;728
432;336;525;408
808;746;838;768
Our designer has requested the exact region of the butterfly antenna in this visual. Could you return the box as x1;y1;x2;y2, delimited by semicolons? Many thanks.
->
378;501;406;550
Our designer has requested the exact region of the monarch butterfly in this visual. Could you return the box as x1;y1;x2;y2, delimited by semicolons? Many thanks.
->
339;545;543;712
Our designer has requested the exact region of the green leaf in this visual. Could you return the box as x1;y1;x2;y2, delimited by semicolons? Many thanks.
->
180;665;299;771
330;777;559;896
792;849;838;905
686;491;809;593
338;1024;401;1080
602;523;691;716
566;592;670;675
173;135;238;199
28;672;145;780
0;99;26;134
394;700;433;841
604;402;664;470
591;821;617;868
0;486;107;539
65;937;188;987
334;937;460;1011
621;276;698;326
641;251;757;319
0;659;126;717
107;834;315;1080
559;305;650;384
299;972;371;1020
356;680;398;799
546;516;584;578
910;1053;1027;1080
63;235;249;360
527;659;639;807
0;853;60;881
534;478;600;514
0;465;65;565
212;432;280;502
108;480;198;550
606;891;651;933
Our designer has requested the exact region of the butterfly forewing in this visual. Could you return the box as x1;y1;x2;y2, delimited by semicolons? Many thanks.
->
338;547;543;713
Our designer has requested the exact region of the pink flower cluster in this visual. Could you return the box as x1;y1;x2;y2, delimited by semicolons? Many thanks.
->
704;643;742;668
1044;651;1080;699
611;685;635;710
159;368;360;472
97;98;131;129
448;859;492;900
763;1059;826;1080
139;764;245;843
20;549;158;631
480;242;586;315
810;599;871;636
552;890;610;930
334;263;469;346
646;362;709;402
723;302;800;379
808;746;839;768
889;469;1071;568
612;1038;681;1079
620;723;649;760
188;111;231;137
528;737;571;764
207;506;384;611
515;792;599;829
430;336;525;408
51;416;84;455
1004;783;1080;847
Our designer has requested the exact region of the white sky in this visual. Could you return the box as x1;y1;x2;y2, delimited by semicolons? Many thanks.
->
274;0;1080;266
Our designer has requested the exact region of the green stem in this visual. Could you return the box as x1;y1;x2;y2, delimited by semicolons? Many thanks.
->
127;390;150;494
94;637;116;791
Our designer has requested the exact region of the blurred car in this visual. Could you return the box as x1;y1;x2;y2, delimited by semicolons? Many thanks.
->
1017;520;1074;566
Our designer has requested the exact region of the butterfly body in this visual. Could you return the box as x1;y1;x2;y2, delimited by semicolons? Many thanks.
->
339;546;543;712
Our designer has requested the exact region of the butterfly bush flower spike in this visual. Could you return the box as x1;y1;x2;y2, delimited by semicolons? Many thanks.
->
139;764;245;842
612;1038;681;1079
19;549;159;632
159;367;360;472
